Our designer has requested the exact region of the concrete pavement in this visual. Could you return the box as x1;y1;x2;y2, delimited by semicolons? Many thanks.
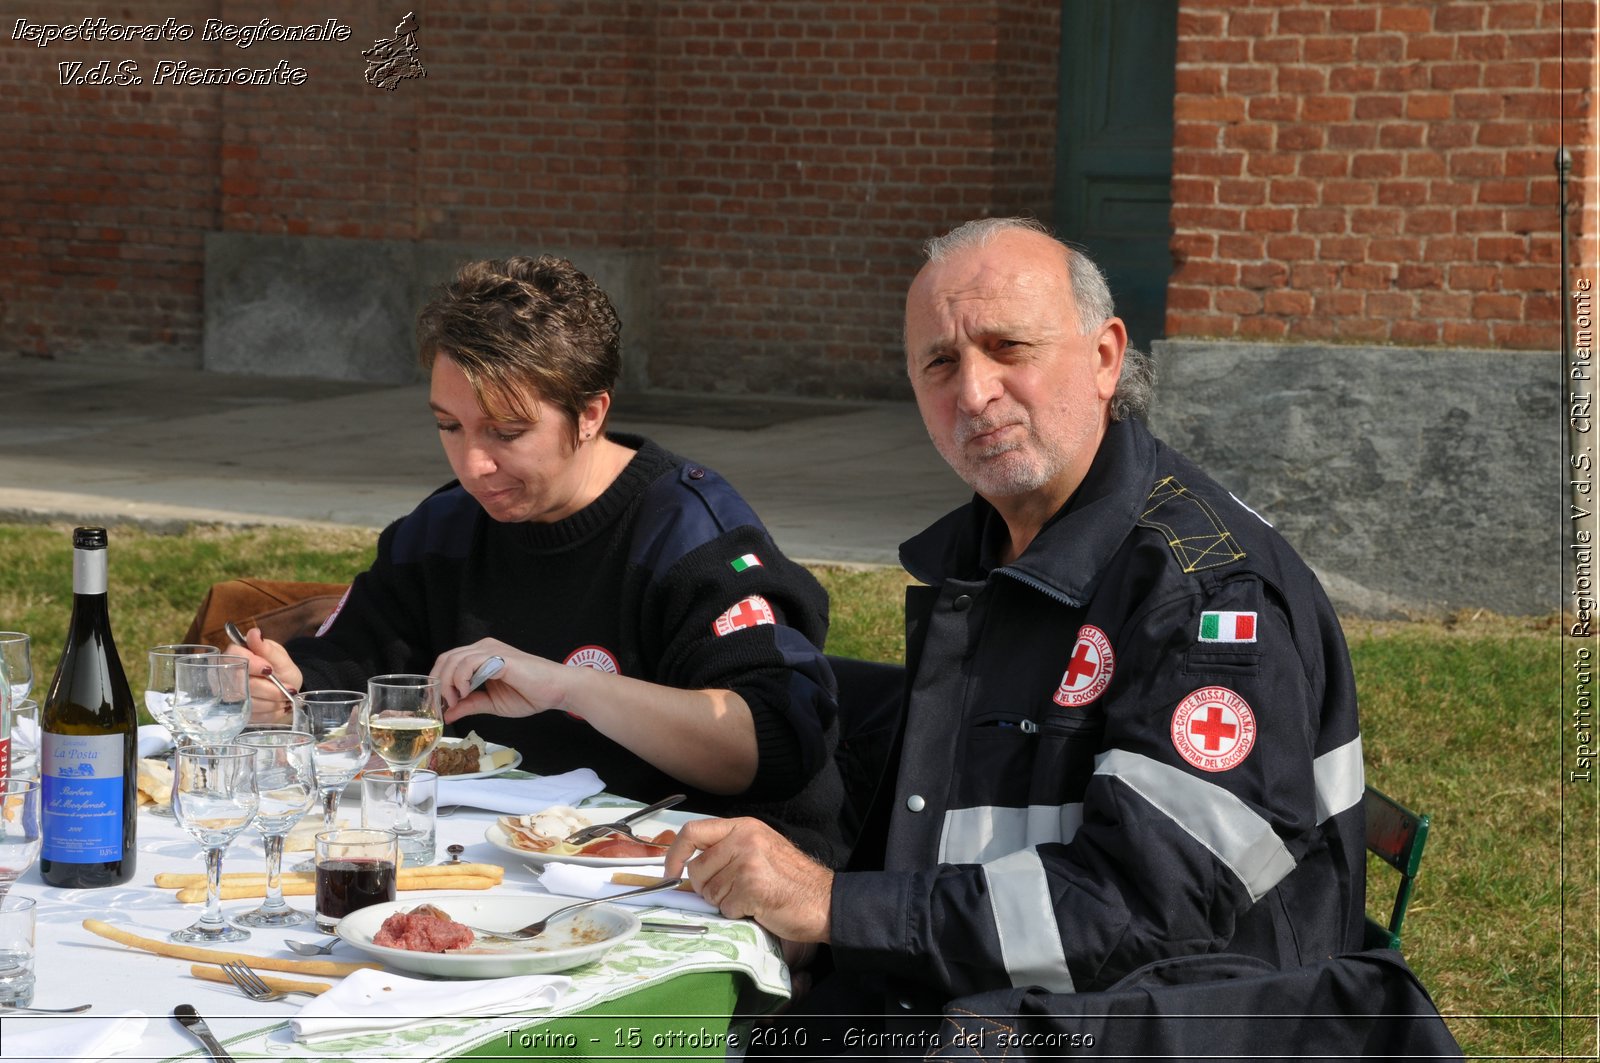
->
0;357;966;567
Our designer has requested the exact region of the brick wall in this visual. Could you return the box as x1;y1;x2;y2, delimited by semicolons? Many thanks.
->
3;1;1058;398
6;2;1587;396
1168;0;1593;348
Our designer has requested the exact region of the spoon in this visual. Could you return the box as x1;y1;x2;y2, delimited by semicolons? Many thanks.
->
222;621;297;703
283;936;338;957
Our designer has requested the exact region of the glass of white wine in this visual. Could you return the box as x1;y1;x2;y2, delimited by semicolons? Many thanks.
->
362;675;442;846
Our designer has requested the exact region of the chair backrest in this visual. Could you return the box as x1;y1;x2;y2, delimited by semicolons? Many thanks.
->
1363;784;1431;950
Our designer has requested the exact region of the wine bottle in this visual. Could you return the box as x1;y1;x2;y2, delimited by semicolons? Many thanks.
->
40;527;137;887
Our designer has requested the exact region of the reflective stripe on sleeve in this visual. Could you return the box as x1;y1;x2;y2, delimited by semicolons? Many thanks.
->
1094;749;1297;903
938;803;1085;864
980;848;1076;992
1313;736;1364;823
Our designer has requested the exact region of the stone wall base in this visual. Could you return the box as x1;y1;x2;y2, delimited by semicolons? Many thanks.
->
1148;339;1560;618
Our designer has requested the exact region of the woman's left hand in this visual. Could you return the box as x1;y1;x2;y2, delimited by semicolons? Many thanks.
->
432;638;569;723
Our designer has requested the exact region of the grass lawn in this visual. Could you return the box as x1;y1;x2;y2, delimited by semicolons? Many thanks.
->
1;522;1591;1057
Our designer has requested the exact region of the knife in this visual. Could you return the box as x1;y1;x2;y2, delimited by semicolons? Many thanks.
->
174;1004;238;1063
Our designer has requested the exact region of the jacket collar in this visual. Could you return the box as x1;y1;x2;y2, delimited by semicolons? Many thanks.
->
899;417;1159;606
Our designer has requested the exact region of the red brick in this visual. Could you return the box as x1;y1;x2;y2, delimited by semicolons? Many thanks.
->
1269;177;1319;204
1431;63;1483;89
1354;94;1405;120
1391;320;1443;344
1403;209;1455;235
1247;95;1299;121
1302;96;1353;122
1253;38;1302;63
1175;96;1248;122
1166;286;1214;311
1223;123;1275;151
1315;290;1366;316
1240;261;1290;289
1226;66;1274;94
1166;312;1235;337
1479;179;1530;204
1356;35;1407;61
1489;2;1542;28
1304;36;1355;63
1472;293;1523;318
1245;153;1297;176
1262;288;1313;315
1366;291;1416;317
1405;94;1452;120
1441;322;1495;346
1298;208;1347;233
1351;153;1403;179
1379;123;1427;149
1277;124;1324;151
1217;234;1266;259
1398;265;1446;289
1300;152;1350;178
1492;321;1557;348
1329;66;1378;93
1239;315;1290;339
1330;8;1379;33
1215;289;1263;315
1437;4;1489;31
1218;178;1267;205
1266;234;1316;260
1380;7;1434;33
1243;207;1296;232
1171;260;1238;286
1476;236;1531;263
1404;35;1456;61
1176;67;1224;94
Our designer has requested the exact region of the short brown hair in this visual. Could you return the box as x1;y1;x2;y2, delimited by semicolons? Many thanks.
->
417;256;622;444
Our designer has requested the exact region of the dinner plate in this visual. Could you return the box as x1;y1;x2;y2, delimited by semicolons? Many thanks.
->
484;806;708;868
353;742;522;786
335;892;639;978
435;741;522;781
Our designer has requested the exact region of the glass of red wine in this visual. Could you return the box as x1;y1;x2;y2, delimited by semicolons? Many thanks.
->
313;827;398;933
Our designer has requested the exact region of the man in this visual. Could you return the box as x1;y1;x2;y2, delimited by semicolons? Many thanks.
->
665;218;1366;1039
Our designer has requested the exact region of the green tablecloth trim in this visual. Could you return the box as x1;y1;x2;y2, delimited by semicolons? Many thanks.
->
168;915;787;1062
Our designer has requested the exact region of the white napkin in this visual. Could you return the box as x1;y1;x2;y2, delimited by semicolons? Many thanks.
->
135;725;172;759
0;1009;147;1062
538;862;721;915
291;968;569;1043
437;768;604;813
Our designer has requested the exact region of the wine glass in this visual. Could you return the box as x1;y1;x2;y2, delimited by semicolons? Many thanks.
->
145;645;219;818
231;731;317;928
0;634;31;706
0;781;40;900
362;675;442;846
170;744;257;943
291;691;369;872
169;655;252;744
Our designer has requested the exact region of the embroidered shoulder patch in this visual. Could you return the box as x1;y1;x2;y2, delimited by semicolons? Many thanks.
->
1053;624;1115;707
712;595;776;637
314;587;351;636
1171;686;1256;772
1140;475;1246;574
1199;611;1257;643
564;645;619;673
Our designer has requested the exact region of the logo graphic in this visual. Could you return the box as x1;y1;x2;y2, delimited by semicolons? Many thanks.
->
1199;611;1257;643
363;11;426;90
729;553;763;573
712;596;776;637
1053;625;1115;707
563;645;619;674
1170;686;1257;772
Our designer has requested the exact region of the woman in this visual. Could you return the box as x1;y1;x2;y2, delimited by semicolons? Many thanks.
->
235;256;845;863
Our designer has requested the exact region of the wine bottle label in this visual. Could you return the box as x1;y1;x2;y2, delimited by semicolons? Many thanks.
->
0;736;9;787
40;731;124;862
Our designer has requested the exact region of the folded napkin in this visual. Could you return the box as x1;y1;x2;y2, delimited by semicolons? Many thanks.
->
136;725;172;759
538;862;721;916
291;968;569;1043
437;768;604;813
0;1009;147;1062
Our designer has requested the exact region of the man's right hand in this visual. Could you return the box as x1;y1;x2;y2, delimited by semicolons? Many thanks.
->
224;628;302;724
663;817;834;945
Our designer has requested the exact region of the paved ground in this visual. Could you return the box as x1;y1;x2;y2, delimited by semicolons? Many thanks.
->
0;357;966;567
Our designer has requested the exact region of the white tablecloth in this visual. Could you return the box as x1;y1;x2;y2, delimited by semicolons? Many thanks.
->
5;785;786;1061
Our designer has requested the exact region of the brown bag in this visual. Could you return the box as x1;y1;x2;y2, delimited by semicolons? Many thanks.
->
183;578;351;649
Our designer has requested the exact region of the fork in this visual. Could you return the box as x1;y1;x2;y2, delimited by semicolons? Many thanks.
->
564;794;686;845
220;961;322;1002
462;876;686;940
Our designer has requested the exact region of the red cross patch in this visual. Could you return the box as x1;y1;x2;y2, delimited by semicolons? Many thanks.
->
712;595;776;637
1053;625;1115;707
314;587;351;637
563;645;619;674
1171;686;1257;772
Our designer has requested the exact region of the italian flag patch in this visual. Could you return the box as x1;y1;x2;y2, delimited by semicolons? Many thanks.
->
729;553;763;572
1199;611;1257;643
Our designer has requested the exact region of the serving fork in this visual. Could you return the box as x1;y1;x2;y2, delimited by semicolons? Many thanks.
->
462;876;685;941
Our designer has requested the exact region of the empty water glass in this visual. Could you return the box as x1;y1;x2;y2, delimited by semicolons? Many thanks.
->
145;645;219;818
0;895;35;1006
231;731;316;928
0;634;31;707
171;744;257;944
0;781;41;900
291;691;368;872
7;701;39;783
170;655;251;744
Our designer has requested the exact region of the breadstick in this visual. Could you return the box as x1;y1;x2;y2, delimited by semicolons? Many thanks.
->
174;874;499;903
189;964;331;996
610;872;697;891
154;863;505;889
82;919;376;977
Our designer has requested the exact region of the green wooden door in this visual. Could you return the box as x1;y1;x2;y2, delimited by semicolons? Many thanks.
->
1055;0;1178;354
